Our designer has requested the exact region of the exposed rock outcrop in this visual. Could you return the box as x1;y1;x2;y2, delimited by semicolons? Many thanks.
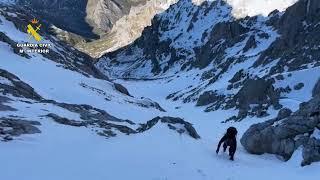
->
114;83;131;96
313;79;320;97
0;32;30;59
254;0;320;75
302;137;320;166
241;95;320;166
42;100;129;123
0;118;41;141
0;96;16;112
196;90;225;107
47;114;200;139
137;116;201;139
294;83;304;90
225;78;281;121
243;35;257;52
0;69;42;101
233;78;281;108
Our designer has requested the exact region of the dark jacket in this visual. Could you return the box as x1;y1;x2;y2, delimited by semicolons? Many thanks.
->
217;127;237;154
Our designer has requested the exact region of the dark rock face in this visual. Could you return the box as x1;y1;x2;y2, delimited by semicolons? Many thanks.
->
0;118;41;141
243;35;257;52
17;0;97;39
228;69;246;84
294;83;304;90
313;79;320;97
277;108;292;120
0;96;16;111
137;116;201;139
46;113;137;136
48;113;201;139
42;100;127;123
241;95;320;166
194;21;249;69
234;78;280;108
225;78;281;121
114;83;131;96
196;90;224;107
254;0;320;74
17;0;148;39
302;137;320;166
46;114;87;127
0;69;42;101
0;32;30;59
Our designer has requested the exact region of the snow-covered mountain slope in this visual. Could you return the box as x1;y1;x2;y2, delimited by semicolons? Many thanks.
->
97;0;320;120
0;5;186;142
2;75;320;180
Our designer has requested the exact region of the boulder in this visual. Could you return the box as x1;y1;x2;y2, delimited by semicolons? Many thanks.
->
225;78;281;120
277;108;292;120
114;83;132;96
137;116;201;139
0;118;41;141
302;137;320;166
0;69;42;100
294;83;304;90
234;78;280;109
241;95;320;165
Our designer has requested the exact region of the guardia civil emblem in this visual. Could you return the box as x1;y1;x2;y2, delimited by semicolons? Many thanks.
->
27;18;42;42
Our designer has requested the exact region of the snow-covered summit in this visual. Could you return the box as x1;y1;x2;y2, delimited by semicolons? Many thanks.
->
226;0;298;17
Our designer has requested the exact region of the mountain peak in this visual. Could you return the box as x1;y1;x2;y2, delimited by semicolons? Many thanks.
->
226;0;298;18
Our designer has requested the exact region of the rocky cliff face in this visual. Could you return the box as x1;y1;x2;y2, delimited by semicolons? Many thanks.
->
16;0;177;57
17;0;148;37
76;0;178;57
17;0;97;38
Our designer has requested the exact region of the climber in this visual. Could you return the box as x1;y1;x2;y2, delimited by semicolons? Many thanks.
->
216;127;238;161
